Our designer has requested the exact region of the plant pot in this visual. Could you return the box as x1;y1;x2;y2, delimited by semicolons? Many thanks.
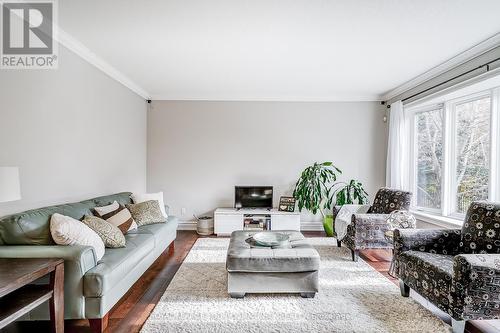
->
323;215;335;237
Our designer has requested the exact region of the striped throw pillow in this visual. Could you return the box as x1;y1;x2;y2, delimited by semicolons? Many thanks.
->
93;205;137;234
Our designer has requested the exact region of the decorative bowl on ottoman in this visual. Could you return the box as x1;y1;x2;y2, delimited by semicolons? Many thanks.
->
252;231;290;247
226;230;320;299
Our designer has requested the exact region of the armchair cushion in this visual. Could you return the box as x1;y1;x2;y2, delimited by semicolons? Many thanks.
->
369;188;411;214
460;201;500;254
393;228;461;256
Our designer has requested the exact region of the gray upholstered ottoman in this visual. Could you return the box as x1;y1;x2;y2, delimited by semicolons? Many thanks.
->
226;230;320;298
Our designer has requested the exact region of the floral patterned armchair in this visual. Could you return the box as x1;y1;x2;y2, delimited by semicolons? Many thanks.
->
343;188;412;261
394;201;500;333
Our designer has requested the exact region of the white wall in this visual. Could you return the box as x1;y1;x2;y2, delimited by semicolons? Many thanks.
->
0;45;147;216
148;101;387;229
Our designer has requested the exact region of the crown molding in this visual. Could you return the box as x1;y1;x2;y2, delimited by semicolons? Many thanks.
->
150;94;382;102
54;27;150;100
381;33;500;102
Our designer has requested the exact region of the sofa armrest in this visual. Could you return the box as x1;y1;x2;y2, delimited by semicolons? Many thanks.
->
0;245;97;274
0;245;98;319
393;228;461;256
452;254;500;320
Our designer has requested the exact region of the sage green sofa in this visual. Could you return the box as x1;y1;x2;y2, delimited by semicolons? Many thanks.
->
0;192;177;332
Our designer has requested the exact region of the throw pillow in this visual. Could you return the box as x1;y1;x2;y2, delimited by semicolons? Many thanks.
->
93;200;119;216
126;200;167;226
50;213;105;261
82;215;126;248
131;192;168;218
94;205;137;234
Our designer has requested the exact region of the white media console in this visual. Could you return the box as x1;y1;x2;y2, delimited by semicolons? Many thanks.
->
214;208;301;236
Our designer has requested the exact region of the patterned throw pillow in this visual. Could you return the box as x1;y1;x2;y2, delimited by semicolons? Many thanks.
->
93;205;137;234
126;200;167;226
82;215;126;248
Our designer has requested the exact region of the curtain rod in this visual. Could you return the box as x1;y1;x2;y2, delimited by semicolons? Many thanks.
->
384;56;500;108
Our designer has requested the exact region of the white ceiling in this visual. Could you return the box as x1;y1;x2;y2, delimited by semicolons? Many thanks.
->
59;0;500;101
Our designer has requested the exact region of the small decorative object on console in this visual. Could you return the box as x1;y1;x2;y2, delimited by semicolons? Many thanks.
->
279;196;296;212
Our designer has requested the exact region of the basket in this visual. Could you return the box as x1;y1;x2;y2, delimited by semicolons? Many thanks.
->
195;216;214;236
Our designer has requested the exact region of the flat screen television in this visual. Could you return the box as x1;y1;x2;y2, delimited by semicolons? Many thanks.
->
235;186;273;209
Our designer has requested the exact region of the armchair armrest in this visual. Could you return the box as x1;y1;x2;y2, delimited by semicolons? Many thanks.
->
393;228;461;256
345;214;391;250
452;254;500;320
0;245;98;319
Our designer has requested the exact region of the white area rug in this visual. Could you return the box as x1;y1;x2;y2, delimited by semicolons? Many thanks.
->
141;238;451;333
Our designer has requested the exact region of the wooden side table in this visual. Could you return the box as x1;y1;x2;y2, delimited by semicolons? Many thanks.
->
0;258;64;333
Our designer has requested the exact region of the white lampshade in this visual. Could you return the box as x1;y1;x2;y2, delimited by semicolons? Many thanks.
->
0;167;21;202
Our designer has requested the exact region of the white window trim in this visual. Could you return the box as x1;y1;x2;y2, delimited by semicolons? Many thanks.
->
492;87;500;202
406;86;500;225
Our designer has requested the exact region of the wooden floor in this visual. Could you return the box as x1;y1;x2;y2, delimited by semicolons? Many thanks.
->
2;230;499;333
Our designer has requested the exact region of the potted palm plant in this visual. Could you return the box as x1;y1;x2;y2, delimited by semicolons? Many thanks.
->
334;179;369;206
293;162;342;236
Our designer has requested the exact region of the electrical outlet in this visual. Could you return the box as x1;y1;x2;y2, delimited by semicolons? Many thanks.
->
181;207;186;216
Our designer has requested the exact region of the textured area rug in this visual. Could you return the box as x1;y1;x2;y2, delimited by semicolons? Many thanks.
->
141;238;450;333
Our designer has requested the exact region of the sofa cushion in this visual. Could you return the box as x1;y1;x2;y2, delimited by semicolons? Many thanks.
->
397;250;454;313
83;233;154;297
129;216;178;246
226;231;320;273
0;192;132;245
92;192;132;207
460;201;500;254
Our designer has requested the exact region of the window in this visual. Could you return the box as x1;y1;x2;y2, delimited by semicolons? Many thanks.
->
408;81;500;221
452;96;491;214
415;107;443;211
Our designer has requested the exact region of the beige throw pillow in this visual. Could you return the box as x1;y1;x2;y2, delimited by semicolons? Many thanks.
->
50;213;105;261
126;200;167;226
82;215;126;248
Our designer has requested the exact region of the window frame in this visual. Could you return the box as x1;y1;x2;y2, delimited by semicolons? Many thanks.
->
446;91;493;219
408;103;445;215
407;87;500;222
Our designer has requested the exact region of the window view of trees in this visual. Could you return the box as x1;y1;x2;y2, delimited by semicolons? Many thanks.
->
454;97;491;213
412;92;493;217
415;108;443;210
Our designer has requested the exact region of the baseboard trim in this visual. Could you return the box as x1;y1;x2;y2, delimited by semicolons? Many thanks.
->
176;220;323;232
178;221;197;231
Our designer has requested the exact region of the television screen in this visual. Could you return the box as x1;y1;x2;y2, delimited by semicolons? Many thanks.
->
235;186;273;209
